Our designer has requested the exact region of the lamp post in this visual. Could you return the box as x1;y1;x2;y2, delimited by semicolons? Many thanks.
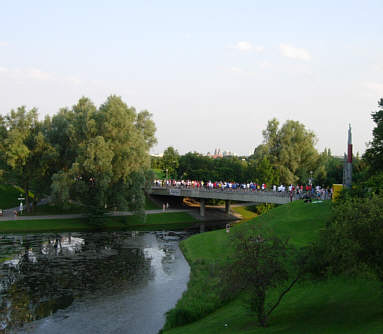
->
17;194;25;215
309;171;313;186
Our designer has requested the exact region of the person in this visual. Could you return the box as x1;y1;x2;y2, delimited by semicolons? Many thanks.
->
166;202;169;211
162;203;165;212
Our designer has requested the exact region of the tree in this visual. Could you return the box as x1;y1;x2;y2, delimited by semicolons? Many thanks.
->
0;115;7;179
254;119;319;184
162;146;180;179
2;107;56;212
305;195;383;283
314;148;343;187
247;156;279;185
364;98;383;172
222;226;299;327
50;96;156;220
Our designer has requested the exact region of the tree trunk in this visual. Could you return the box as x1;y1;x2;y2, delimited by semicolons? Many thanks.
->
255;289;267;327
25;182;30;213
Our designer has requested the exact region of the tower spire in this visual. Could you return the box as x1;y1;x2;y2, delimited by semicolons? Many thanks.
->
344;124;353;188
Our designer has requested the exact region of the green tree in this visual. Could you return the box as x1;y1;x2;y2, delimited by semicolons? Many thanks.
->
2;107;56;212
222;226;299;327
0;115;7;179
314;148;343;187
247;156;279;185
162;146;180;179
254;119;319;184
50;96;156;221
364;98;383;172
306;196;383;283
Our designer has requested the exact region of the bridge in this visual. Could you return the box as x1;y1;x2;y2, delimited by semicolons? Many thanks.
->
148;186;295;216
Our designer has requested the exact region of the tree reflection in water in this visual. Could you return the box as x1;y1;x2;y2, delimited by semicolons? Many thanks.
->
0;232;153;332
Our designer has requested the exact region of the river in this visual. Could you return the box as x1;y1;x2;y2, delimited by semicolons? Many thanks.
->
0;231;190;334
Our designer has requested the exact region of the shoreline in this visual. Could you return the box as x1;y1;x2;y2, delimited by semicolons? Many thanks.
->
0;211;198;234
0;207;239;234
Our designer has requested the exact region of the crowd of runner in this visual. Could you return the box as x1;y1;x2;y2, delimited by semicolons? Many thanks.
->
153;179;332;200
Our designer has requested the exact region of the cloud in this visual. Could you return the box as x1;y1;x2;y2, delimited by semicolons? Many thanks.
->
373;64;383;72
228;66;258;76
26;68;55;81
259;61;272;69
230;66;244;73
280;43;311;61
234;41;252;51
364;82;383;95
0;66;84;86
230;41;264;53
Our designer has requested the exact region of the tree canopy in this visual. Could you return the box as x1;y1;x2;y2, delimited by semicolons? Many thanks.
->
364;98;383;173
0;96;156;218
49;96;156;217
253;118;320;184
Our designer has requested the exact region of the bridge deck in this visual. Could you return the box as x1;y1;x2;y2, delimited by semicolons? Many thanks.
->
149;187;293;205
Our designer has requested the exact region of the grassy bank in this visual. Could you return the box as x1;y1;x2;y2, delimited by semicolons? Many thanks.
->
23;197;160;216
232;206;258;221
0;212;196;233
162;201;383;333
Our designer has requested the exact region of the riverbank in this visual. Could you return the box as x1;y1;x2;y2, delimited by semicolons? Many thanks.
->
0;212;198;233
161;201;383;334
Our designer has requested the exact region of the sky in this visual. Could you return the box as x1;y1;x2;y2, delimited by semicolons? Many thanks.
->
0;0;382;156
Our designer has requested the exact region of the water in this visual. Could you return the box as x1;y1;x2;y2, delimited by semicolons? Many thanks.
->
0;231;190;334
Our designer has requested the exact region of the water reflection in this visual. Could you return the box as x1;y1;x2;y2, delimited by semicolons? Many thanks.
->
0;231;189;333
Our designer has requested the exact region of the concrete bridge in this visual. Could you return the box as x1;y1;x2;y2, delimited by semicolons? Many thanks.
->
148;186;295;216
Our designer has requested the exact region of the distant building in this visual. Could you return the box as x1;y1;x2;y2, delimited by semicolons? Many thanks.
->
207;148;236;159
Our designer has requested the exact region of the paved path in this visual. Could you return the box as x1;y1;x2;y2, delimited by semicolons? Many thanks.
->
0;209;192;222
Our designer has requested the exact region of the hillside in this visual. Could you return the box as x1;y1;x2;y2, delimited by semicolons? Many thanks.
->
162;201;383;334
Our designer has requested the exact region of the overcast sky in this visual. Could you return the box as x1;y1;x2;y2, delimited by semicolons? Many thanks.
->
1;1;382;156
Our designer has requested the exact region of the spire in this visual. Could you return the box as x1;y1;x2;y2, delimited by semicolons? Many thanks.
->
347;124;352;163
348;123;352;145
344;124;353;188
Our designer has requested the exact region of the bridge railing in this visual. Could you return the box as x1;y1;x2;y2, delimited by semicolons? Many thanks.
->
150;185;332;201
150;186;299;198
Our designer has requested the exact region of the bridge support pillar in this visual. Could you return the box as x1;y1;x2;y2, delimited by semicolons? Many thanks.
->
200;199;206;217
200;223;205;233
225;200;231;215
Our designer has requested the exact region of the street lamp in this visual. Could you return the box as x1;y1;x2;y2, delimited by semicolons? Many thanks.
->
17;194;25;215
309;171;313;186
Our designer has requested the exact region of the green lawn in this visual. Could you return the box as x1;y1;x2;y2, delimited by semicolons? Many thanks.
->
23;203;85;216
162;200;383;334
165;277;382;334
22;196;160;216
232;206;258;221
0;212;197;233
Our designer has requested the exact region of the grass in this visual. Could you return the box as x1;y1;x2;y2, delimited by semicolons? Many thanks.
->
23;203;85;216
22;196;160;216
0;212;197;233
164;277;382;334
162;200;383;334
232;206;258;221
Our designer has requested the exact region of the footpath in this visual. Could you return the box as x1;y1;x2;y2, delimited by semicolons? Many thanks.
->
0;208;192;222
